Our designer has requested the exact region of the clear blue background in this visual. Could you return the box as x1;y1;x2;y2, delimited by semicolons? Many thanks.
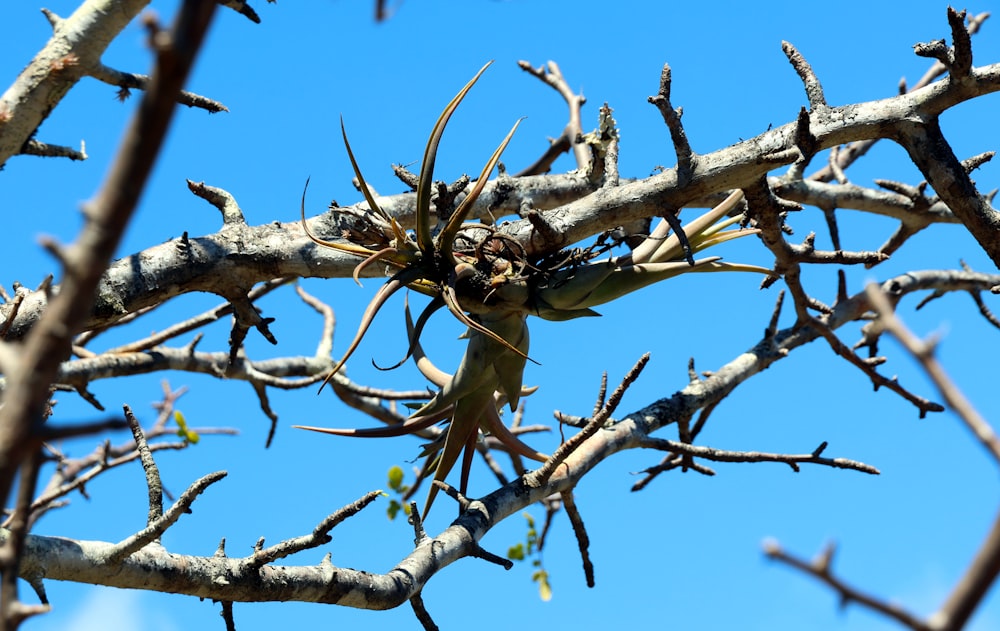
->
2;1;999;630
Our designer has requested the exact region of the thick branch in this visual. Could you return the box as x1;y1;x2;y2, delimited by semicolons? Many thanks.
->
0;0;151;166
0;57;997;340
895;117;1000;266
0;0;217;512
8;270;997;606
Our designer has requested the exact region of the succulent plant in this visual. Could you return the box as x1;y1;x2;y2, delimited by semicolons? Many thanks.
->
294;62;772;518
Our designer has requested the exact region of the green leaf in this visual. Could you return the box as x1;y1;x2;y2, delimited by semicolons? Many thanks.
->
437;116;523;263
532;569;552;602
173;411;200;444
387;465;405;491
522;511;535;529
415;61;494;255
507;543;525;561
387;499;401;521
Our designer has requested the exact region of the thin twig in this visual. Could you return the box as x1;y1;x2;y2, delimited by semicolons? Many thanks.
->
0;451;45;629
0;0;219;512
88;62;228;112
21;440;199;524
124;405;163;527
516;60;589;174
103;278;291;354
248;490;382;567
410;591;439;631
647;63;695;177
527;354;649;487
220;601;236;631
106;470;227;564
865;284;1000;463
781;41;827;109
560;490;594;587
764;540;933;631
638;438;879;474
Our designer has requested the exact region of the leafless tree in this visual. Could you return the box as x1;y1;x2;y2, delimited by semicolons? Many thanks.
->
1;2;999;630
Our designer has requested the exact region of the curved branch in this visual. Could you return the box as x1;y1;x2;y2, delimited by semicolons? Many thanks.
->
0;0;218;513
8;269;998;608
0;0;150;166
3;52;1000;342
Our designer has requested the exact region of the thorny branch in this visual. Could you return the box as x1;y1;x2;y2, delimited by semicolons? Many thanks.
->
867;285;1000;631
866;285;1000;464
637;438;879;475
11;263;999;610
1;3;1000;628
124;405;163;527
23;382;234;522
247;490;383;568
764;541;934;631
0;0;262;167
0;2;220;628
765;283;1000;631
516;60;590;175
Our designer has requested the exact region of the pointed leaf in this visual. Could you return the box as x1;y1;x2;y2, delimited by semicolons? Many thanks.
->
340;117;393;224
415;61;494;255
300;177;377;258
374;294;445;371
421;382;494;519
442;283;533;362
438;117;523;262
293;405;450;438
317;266;422;392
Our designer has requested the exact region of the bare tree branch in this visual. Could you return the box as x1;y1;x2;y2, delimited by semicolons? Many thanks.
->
0;1;218;512
2;4;1000;626
764;541;934;631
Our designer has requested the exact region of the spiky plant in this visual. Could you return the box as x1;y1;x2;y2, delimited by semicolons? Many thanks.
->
295;62;771;517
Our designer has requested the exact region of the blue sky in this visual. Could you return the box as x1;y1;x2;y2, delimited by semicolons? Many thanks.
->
3;1;1000;630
